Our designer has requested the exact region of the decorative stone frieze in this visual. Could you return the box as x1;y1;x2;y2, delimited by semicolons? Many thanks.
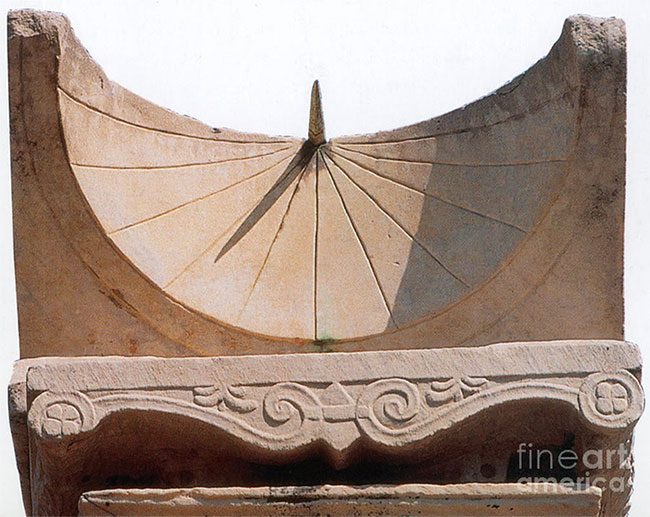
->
10;340;643;514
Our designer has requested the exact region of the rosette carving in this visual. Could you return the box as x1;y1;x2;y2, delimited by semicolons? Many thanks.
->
578;371;644;431
26;370;644;450
28;391;96;440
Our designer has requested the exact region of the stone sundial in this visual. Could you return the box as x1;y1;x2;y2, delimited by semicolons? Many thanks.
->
7;9;626;357
6;9;644;517
60;70;571;343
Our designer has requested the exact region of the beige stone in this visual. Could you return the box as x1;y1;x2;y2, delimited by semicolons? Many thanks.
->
8;10;626;356
6;8;642;517
77;484;603;516
9;340;643;515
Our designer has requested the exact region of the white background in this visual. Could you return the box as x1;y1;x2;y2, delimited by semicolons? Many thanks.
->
0;1;647;515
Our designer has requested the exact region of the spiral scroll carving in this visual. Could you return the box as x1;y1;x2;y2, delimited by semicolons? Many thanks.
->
356;378;421;434
262;382;322;428
27;370;644;449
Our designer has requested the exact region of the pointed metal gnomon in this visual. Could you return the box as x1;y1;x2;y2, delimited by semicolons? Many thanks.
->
214;81;326;263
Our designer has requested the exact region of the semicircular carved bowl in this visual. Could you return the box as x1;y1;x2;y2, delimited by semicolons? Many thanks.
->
9;11;625;355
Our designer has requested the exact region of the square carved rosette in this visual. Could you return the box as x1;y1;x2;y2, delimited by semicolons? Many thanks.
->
9;340;643;515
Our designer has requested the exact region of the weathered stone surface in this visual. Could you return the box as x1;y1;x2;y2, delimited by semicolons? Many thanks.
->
9;340;643;515
6;8;640;517
8;10;626;356
77;484;603;516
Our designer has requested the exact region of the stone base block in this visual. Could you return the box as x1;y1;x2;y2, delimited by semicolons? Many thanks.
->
9;340;643;515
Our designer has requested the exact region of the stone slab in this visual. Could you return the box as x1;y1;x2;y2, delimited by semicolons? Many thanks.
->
78;484;602;516
23;340;643;391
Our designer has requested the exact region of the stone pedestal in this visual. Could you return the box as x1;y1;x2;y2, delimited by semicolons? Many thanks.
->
9;341;643;515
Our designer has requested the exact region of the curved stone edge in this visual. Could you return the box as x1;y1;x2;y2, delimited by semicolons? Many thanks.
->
334;14;624;143
8;8;317;358
349;13;627;352
7;9;303;358
7;9;292;142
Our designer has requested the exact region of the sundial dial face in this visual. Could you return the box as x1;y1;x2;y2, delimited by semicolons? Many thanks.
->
60;77;573;342
9;10;625;357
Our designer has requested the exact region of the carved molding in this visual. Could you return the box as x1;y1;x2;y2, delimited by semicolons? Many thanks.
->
27;370;644;450
15;341;644;517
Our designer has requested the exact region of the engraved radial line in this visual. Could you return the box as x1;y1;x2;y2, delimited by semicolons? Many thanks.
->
320;151;398;329
314;153;320;340
163;202;260;290
107;153;294;235
236;165;308;323
329;147;528;233
58;87;295;145
335;144;569;168
214;141;316;263
71;145;295;171
341;134;439;146
335;86;577;145
324;151;470;288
